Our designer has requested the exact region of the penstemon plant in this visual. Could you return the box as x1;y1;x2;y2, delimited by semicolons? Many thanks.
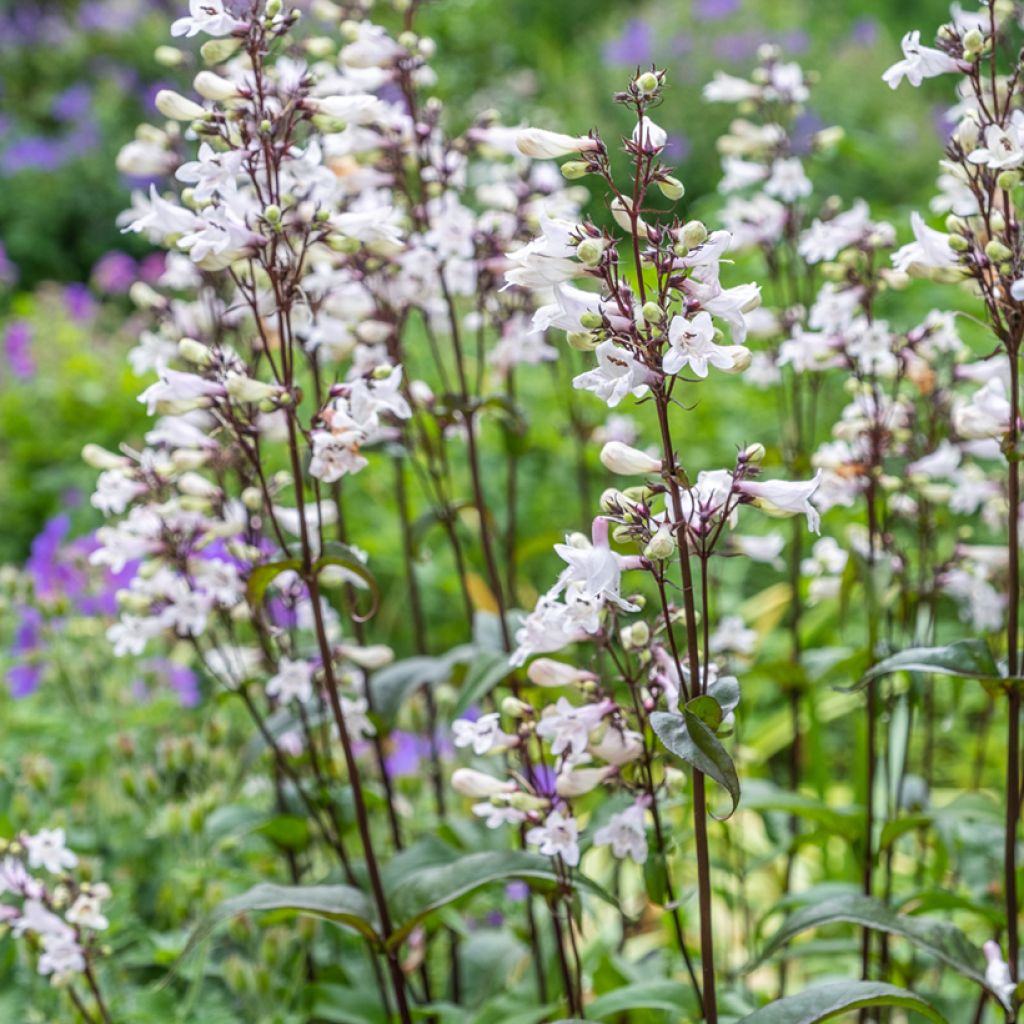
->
29;1;1024;1023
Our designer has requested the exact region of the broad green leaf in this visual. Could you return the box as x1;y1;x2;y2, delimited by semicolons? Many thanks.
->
246;558;301;607
587;979;699;1016
186;882;380;956
650;709;740;817
686;694;723;730
737;981;945;1023
369;648;471;727
749;892;988;990
860;639;1001;688
386;849;615;947
451;649;517;720
740;780;861;840
709;674;741;715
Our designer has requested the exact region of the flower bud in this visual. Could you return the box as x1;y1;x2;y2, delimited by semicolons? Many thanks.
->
129;281;165;310
579;311;604;329
621;621;650;648
635;71;660;95
681;220;708;248
201;37;242;63
155;90;207;122
997;170;1022;190
656;175;685;201
516;128;599;159
949;233;971;252
721;345;753;373
560;160;590;180
241;487;263;511
556;766;614;797
962;27;985;56
576;238;606;267
154;46;186;67
501;696;533;718
226;372;282;404
194;70;241;101
337;643;394;669
567;330;598;351
177;472;220;499
451;768;515;798
600;441;662;475
742;442;766;463
178;337;213;366
985;239;1013;262
527;658;596;688
641;301;664;323
82;444;130;471
644;524;676;560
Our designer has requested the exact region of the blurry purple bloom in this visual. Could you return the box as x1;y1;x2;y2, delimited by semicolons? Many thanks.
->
168;664;200;707
778;29;810;54
604;19;653;66
850;16;879;48
64;283;97;322
93;251;139;294
2;136;63;173
0;242;16;287
26;516;72;600
139;252;166;285
12;606;43;656
664;133;690;162
670;34;693;58
4;321;35;379
713;31;761;61
695;0;740;22
529;763;557;797
792;109;825;154
505;881;529;902
8;663;43;698
52;84;93;122
933;104;955;143
386;731;425;777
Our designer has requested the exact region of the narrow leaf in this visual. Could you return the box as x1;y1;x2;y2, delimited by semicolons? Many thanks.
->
860;639;1001;688
737;981;945;1024
246;558;302;607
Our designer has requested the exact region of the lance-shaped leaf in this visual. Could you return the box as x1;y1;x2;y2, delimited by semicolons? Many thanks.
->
246;558;302;607
314;552;380;622
748;892;988;991
385;849;615;947
736;981;945;1023
650;709;740;817
586;979;700;1017
451;649;519;721
858;639;1002;690
186;882;380;957
369;647;473;727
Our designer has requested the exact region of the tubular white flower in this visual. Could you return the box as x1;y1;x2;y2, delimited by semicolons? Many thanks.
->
154;89;207;121
515;128;598;159
527;658;597;688
737;472;823;534
599;441;662;476
451;768;516;799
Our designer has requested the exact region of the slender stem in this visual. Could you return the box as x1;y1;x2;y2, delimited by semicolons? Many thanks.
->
82;964;113;1024
1007;349;1021;979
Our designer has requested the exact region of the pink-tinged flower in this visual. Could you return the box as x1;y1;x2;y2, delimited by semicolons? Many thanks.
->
525;810;581;866
892;212;960;277
23;829;78;875
452;712;515;755
451;768;515;799
573;341;650;407
515;129;599;160
882;30;964;89
536;696;612;758
953;378;1012;440
736;472;823;534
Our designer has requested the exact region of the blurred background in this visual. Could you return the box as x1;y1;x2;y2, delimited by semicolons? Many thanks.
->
0;0;952;565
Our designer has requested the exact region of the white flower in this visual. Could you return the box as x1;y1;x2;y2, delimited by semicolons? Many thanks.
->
718;156;768;194
66;892;110;932
953;378;1011;440
882;30;963;89
37;934;86;982
526;658;596;688
505;216;580;289
573;340;650;407
526;810;581;866
892;212;960;276
472;801;527;829
307;94;386;125
703;72;760;103
516;128;599;159
266;657;315;704
764;157;812;202
737;472;823;534
632;117;667;152
588;727;644;765
984;941;1016;1010
599;442;662;476
593;804;648;864
799;200;874;263
968;115;1024;170
175;143;244;201
730;532;785;568
452;713;513;755
664;311;736;378
556;765;614;797
536;697;610;758
23;830;78;876
451;768;516;799
710;615;758;657
171;0;245;37
907;440;962;479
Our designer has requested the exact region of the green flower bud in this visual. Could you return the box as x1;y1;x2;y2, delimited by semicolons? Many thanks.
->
635;71;660;95
985;239;1013;262
656;175;685;201
949;233;971;252
560;160;590;180
998;169;1022;190
577;238;606;267
641;300;664;322
579;311;604;329
681;219;708;248
567;330;598;351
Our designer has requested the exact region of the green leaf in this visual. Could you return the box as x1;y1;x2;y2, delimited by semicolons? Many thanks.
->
749;893;988;991
587;979;699;1016
737;981;945;1023
650;709;740;818
451;650;517;721
740;780;861;840
369;648;471;727
186;882;380;956
386;849;615;947
314;552;380;622
686;694;723;730
246;558;302;607
860;639;1002;688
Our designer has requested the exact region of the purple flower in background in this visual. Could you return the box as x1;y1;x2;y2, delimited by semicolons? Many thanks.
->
695;0;740;22
52;84;92;122
64;283;97;322
8;663;43;698
505;881;529;902
664;133;690;162
850;16;879;48
26;516;73;600
386;731;425;777
604;18;654;66
139;252;166;285
714;31;761;61
2;136;63;174
792;109;826;154
778;29;810;54
933;104;955;143
93;251;139;294
12;607;43;656
4;321;35;379
167;663;200;707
